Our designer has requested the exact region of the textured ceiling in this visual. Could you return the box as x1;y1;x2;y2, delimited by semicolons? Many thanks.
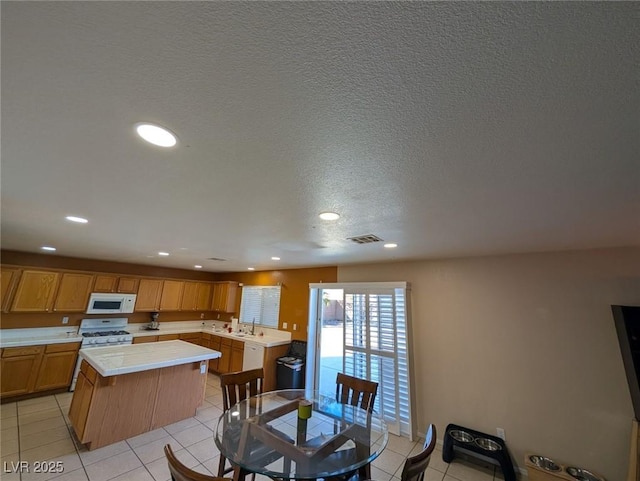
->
1;2;638;272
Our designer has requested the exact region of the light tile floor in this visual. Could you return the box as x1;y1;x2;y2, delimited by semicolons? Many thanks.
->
0;373;514;481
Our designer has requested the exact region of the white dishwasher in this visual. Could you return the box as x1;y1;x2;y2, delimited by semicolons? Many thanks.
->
243;342;264;370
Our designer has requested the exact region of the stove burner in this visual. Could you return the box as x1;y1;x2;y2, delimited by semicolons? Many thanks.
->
82;330;130;337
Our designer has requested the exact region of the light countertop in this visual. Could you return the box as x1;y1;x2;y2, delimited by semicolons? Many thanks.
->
131;323;292;348
0;322;292;349
0;327;82;348
79;340;221;377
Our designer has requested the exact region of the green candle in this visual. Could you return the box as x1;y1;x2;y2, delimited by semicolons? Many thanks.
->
298;399;312;419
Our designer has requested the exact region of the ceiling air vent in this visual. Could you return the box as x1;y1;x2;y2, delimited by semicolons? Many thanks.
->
207;257;226;262
347;234;384;244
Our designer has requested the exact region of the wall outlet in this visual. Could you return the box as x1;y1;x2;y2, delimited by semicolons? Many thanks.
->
282;322;288;329
62;316;69;324
496;428;505;440
293;323;297;331
200;313;205;319
217;313;220;319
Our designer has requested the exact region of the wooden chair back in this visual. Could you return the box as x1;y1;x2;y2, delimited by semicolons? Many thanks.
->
335;372;379;412
165;444;230;481
220;368;264;411
400;424;437;481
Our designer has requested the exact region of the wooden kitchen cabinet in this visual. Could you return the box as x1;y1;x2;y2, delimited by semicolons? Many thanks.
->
212;281;239;313
178;332;201;345
135;279;163;311
34;342;81;391
116;277;139;293
218;337;232;373
133;336;158;344
68;368;95;442
93;275;139;293
159;280;184;311
10;270;60;312
1;266;20;312
181;282;213;311
0;346;44;398
157;334;180;341
209;335;221;372
196;283;213;310
180;282;199;311
263;343;290;392
93;275;118;292
53;273;94;312
230;340;244;373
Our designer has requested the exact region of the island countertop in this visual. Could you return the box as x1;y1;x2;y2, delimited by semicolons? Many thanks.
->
79;340;221;377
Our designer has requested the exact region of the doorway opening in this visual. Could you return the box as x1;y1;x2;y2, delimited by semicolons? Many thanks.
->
307;282;414;439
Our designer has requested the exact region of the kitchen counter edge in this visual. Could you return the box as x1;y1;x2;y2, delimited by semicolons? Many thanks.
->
0;327;291;348
79;340;221;377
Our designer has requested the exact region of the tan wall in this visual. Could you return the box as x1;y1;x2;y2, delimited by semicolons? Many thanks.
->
337;247;640;481
224;267;337;341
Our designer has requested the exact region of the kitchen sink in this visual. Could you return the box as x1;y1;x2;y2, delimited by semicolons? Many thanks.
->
233;333;254;337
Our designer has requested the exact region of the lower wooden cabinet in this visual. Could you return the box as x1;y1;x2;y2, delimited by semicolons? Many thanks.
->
133;336;158;344
1;346;43;397
34;343;81;391
230;340;244;372
1;342;80;399
209;335;221;372
178;332;201;345
218;338;232;373
157;334;180;341
68;365;95;441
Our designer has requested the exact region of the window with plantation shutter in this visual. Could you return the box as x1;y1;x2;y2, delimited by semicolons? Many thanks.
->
239;286;281;328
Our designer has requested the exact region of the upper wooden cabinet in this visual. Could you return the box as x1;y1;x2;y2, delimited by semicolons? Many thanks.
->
117;277;139;293
1;267;21;312
159;280;184;311
181;282;213;311
53;273;94;312
93;275;139;294
10;270;60;312
93;275;117;293
135;279;163;311
212;281;239;313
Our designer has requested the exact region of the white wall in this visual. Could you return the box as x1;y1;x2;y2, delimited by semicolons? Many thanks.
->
338;247;640;481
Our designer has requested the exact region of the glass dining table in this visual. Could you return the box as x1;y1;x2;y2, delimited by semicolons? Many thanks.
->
214;389;389;480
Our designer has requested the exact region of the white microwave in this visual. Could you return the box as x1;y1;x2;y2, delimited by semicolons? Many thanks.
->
86;293;137;314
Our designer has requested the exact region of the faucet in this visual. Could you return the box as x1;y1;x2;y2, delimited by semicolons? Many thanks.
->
251;317;256;336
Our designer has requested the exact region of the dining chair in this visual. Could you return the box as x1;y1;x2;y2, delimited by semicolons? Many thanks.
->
335;372;379;412
399;424;437;481
165;444;232;481
217;368;265;479
218;368;294;480
333;373;379;480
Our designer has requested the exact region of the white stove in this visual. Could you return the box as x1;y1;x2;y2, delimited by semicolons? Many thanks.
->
71;318;133;390
78;318;133;347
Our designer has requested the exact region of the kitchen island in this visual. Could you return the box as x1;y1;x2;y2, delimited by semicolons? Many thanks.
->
68;340;220;450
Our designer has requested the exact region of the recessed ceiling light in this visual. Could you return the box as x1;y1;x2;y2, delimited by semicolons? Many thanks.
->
41;246;56;252
384;243;398;249
247;267;255;271
135;123;177;148
158;252;170;256
319;212;340;221
271;257;281;261
65;216;88;224
194;265;203;269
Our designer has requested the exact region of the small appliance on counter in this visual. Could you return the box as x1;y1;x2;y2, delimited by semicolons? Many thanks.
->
145;312;160;331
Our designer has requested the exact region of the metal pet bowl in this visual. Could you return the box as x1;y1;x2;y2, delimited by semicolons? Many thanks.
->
528;455;561;472
448;429;474;443
565;467;605;481
474;437;502;451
